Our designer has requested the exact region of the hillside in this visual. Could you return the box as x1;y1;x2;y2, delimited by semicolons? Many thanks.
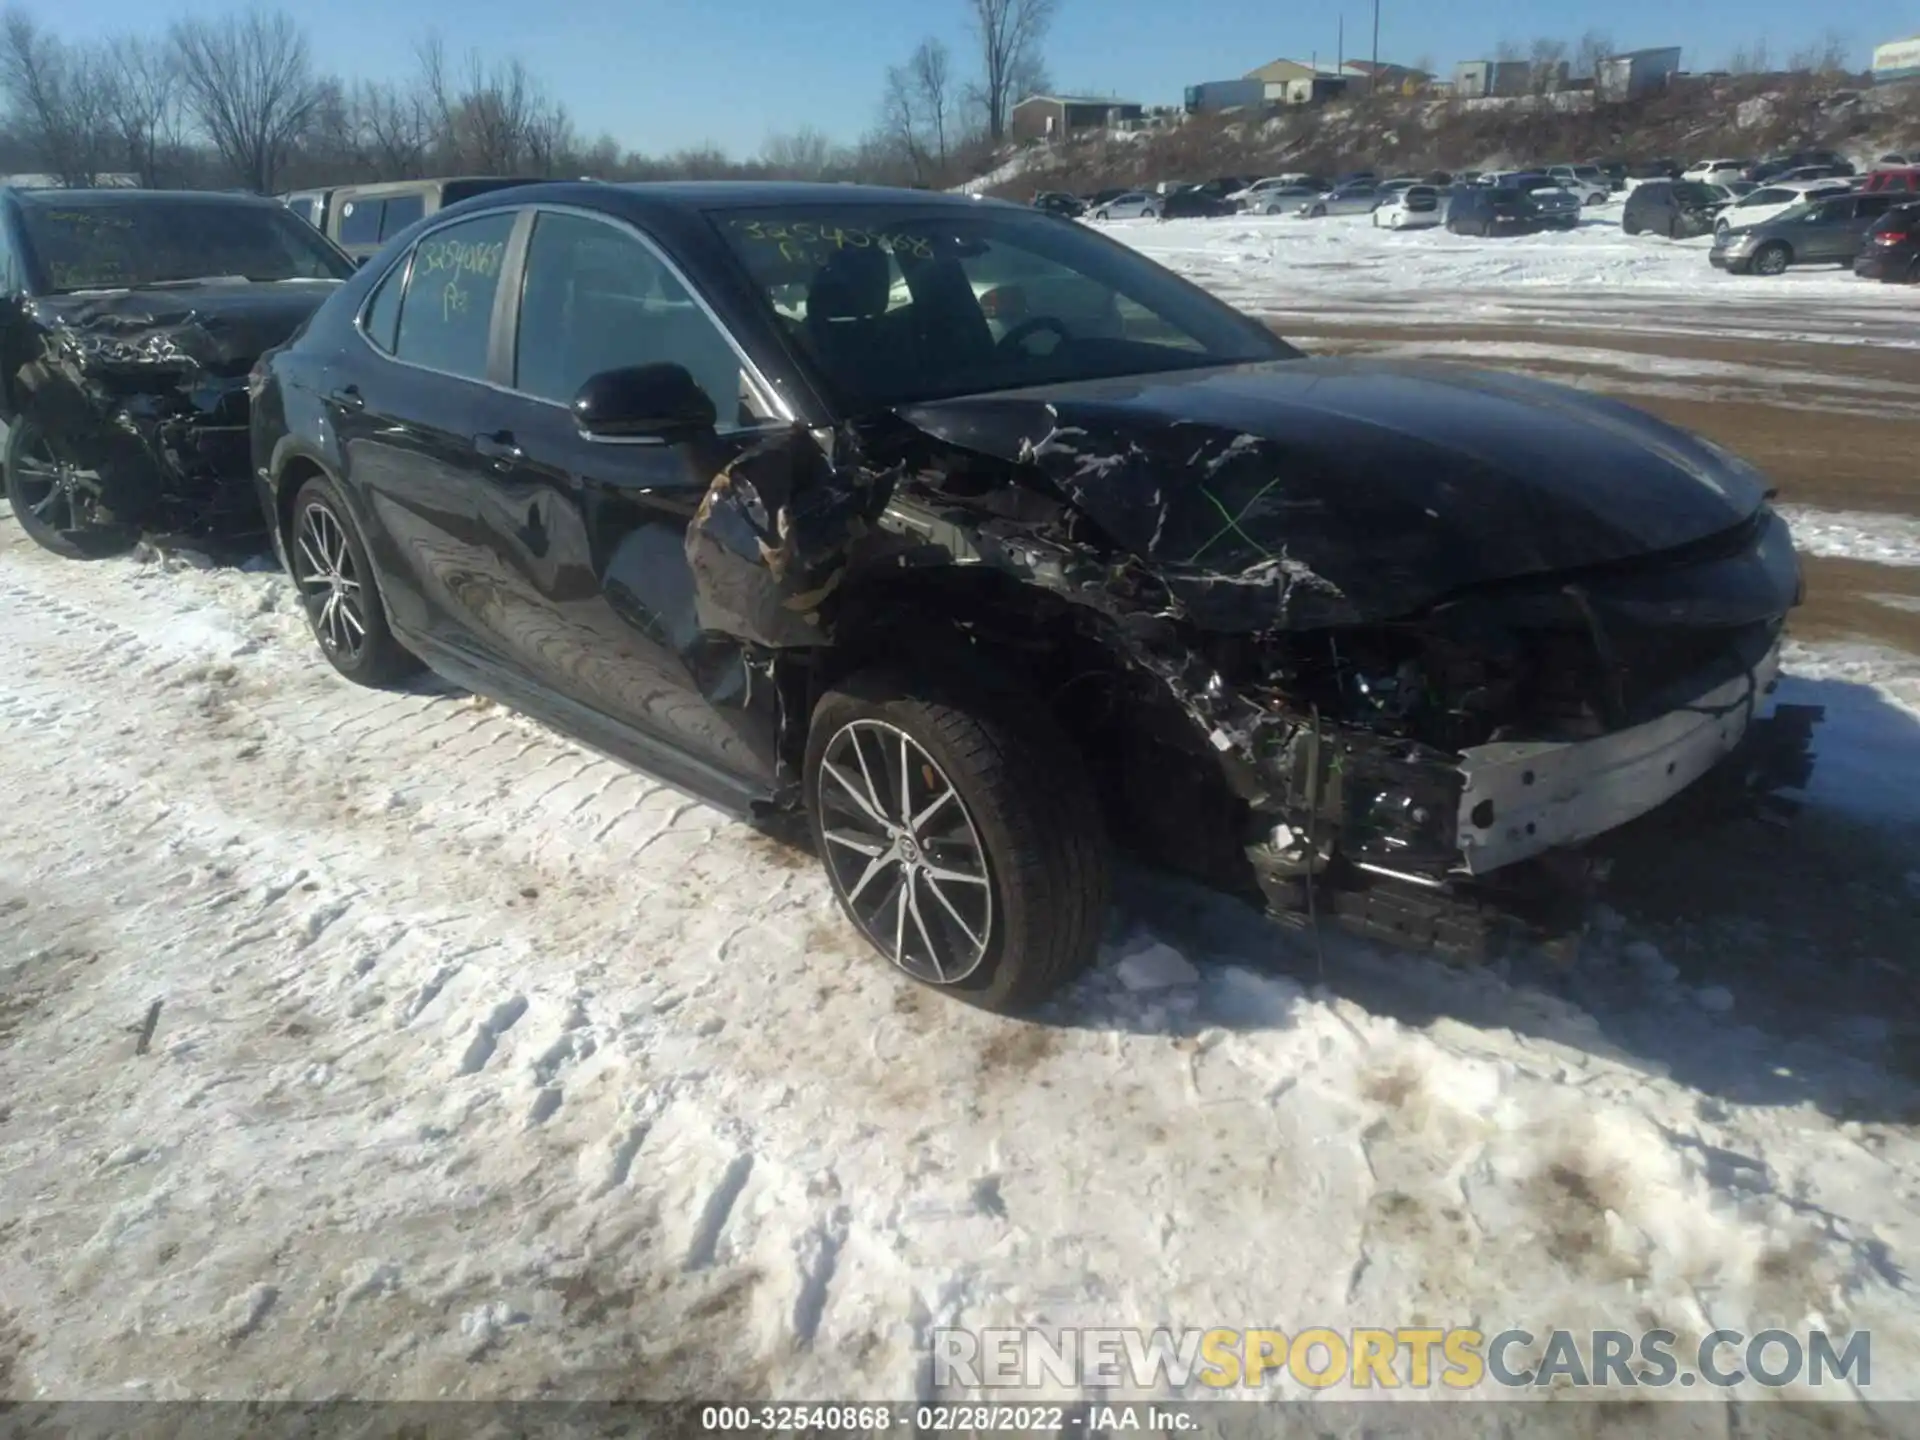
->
981;75;1920;195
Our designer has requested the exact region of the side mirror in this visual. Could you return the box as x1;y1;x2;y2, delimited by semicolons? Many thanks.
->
571;363;716;440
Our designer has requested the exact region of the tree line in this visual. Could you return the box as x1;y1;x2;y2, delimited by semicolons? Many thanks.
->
0;0;1060;197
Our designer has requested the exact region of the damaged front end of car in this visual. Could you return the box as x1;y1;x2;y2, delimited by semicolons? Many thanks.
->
683;371;1823;960
2;289;327;539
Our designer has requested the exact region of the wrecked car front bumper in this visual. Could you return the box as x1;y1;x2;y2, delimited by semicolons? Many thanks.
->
1456;638;1783;874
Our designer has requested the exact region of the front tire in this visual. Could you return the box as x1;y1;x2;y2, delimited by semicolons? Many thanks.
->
3;417;136;559
1309;204;1326;218
288;475;419;686
1751;241;1791;276
806;670;1108;1014
1094;209;1109;221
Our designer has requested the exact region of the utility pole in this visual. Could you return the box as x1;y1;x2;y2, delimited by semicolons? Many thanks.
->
1338;14;1344;73
1371;0;1381;88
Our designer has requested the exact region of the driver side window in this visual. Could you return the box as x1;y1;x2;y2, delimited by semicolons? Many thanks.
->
513;210;760;427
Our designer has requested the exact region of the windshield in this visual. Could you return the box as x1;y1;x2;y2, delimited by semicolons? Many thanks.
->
711;203;1293;409
21;199;354;293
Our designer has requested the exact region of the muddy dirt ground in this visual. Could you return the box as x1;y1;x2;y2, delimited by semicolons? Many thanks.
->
1285;318;1920;657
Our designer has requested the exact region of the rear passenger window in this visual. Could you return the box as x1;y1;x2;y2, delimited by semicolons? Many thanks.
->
362;256;407;352
337;200;382;248
513;211;754;425
393;211;516;381
380;193;424;237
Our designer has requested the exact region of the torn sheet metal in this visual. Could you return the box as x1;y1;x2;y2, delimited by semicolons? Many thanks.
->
684;423;899;649
896;357;1772;631
2;284;334;530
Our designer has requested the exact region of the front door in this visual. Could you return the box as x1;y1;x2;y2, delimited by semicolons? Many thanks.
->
469;208;794;786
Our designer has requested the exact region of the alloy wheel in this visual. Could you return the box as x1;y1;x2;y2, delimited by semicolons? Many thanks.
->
292;500;368;662
11;432;80;533
1753;244;1789;276
816;718;995;986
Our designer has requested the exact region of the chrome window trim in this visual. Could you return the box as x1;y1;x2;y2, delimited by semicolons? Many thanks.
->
349;200;793;444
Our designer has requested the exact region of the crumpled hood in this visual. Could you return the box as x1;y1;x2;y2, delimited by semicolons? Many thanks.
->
27;281;340;376
897;358;1771;630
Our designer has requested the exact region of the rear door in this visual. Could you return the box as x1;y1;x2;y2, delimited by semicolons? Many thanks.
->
1845;194;1907;257
469;206;793;785
328;207;522;652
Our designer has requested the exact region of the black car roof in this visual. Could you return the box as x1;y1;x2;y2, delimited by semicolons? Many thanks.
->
5;186;279;208
447;180;1022;216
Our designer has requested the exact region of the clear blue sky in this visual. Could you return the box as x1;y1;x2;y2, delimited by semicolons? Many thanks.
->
58;0;1920;158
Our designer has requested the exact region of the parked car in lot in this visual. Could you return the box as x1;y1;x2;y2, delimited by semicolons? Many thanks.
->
1714;178;1854;236
1862;167;1920;195
279;187;335;230
1241;185;1320;215
1629;158;1685;180
249;180;1817;1008
1622;179;1729;239
1853;201;1920;282
1682;158;1751;186
1544;165;1611;204
1372;185;1445;229
1159;187;1239;219
328;176;544;262
1092;191;1160;219
1711;190;1912;275
1447;182;1577;235
1031;191;1085;218
1587;158;1629;190
1746;151;1854;184
1300;180;1382;216
1086;188;1132;209
0;187;354;558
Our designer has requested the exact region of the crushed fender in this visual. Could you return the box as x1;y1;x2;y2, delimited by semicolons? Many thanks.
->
1;287;329;534
685;423;899;649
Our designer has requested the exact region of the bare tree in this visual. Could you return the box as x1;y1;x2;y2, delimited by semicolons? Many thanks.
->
968;0;1056;140
1573;30;1613;80
1493;38;1524;63
350;78;429;179
1728;38;1772;75
761;124;833;178
0;10;115;185
170;9;322;192
416;34;568;175
102;35;177;186
879;65;924;180
1528;37;1567;96
1787;29;1849;77
910;38;952;170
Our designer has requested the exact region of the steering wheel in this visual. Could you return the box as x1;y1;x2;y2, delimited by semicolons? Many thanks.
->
997;315;1071;355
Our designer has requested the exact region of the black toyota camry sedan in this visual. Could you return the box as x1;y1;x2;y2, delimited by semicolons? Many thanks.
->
250;182;1816;1012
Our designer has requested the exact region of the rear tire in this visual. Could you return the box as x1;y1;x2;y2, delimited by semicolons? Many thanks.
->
3;417;137;560
288;475;420;687
806;669;1109;1014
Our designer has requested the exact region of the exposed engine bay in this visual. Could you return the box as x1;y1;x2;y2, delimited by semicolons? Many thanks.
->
1;286;332;538
683;372;1823;960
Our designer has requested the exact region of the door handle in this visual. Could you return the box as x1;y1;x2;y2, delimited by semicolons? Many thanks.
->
474;429;523;464
327;384;363;411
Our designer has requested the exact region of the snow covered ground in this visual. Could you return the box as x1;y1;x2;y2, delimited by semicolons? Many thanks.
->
1100;210;1920;345
1;517;1918;1402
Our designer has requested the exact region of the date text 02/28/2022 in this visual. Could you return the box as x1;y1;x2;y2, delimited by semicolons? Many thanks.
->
698;1404;1197;1432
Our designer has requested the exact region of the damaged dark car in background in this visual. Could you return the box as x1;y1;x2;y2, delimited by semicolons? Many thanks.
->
251;183;1820;1013
0;187;354;557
